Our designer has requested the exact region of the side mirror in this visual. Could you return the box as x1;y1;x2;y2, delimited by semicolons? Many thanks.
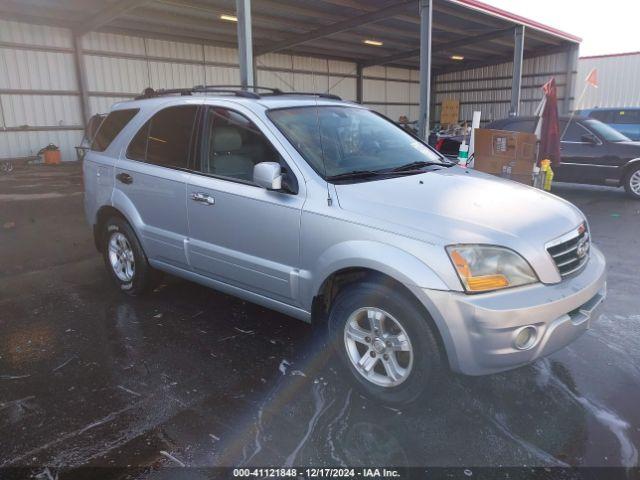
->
581;133;599;145
253;162;282;190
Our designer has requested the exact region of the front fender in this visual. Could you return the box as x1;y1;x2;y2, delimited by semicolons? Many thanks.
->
305;240;449;309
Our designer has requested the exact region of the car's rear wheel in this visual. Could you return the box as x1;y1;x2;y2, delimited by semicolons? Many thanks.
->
624;164;640;199
102;217;161;295
327;281;446;405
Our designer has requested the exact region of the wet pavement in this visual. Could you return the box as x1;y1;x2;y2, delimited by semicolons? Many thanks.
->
1;165;639;475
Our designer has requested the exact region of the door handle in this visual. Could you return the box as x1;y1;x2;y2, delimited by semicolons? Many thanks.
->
190;192;215;205
116;172;133;184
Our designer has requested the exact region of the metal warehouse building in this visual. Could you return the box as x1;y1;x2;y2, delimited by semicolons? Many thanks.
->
0;0;581;162
578;51;640;109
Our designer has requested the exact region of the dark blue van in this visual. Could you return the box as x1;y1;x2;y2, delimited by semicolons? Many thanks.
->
576;108;640;141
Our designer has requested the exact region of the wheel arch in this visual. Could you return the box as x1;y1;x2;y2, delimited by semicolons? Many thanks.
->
622;157;640;179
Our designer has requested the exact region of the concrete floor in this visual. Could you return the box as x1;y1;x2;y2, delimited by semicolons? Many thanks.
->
1;164;639;475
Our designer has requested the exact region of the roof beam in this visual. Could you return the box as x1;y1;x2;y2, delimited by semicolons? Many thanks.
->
75;0;153;35
255;0;415;56
361;27;514;67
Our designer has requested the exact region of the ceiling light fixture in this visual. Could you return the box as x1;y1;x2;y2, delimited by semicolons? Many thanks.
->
451;55;464;61
220;14;238;22
364;39;383;46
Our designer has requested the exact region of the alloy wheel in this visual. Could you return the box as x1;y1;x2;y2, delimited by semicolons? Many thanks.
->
343;307;414;387
108;232;135;282
629;170;640;195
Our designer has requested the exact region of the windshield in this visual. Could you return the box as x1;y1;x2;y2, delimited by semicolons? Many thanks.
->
268;106;445;179
583;118;631;142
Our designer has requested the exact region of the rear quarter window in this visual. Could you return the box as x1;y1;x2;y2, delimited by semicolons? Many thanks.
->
91;109;139;152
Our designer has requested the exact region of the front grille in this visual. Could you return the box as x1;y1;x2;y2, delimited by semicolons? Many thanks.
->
546;225;590;277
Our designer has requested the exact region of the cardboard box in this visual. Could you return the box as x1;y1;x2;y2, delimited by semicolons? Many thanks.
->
473;129;538;185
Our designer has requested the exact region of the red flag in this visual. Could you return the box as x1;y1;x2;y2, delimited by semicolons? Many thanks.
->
585;68;598;88
539;78;561;166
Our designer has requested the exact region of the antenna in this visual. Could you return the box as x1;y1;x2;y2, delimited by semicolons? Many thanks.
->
311;70;332;206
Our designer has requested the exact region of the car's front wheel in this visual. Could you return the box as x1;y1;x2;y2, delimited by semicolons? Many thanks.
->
102;217;161;295
327;281;446;405
624;164;640;199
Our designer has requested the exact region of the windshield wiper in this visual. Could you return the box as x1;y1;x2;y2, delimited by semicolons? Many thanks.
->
326;170;386;181
390;160;449;172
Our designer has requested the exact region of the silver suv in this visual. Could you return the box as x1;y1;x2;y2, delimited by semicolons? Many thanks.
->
84;86;607;405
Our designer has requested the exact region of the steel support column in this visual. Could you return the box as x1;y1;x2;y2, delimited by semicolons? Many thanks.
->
72;35;90;126
563;44;579;114
417;0;432;140
509;25;525;116
356;64;363;104
236;0;254;89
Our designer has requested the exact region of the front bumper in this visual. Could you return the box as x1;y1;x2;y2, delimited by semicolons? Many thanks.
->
415;245;607;375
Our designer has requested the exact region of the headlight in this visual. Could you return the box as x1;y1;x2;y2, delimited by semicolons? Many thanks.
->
446;245;538;293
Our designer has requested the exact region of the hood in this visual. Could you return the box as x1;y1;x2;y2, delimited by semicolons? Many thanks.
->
334;167;585;249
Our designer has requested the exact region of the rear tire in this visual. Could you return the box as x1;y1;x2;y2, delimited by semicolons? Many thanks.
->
327;281;446;405
102;217;161;296
624;164;640;199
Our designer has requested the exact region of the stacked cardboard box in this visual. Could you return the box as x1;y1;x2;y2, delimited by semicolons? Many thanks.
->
473;129;538;186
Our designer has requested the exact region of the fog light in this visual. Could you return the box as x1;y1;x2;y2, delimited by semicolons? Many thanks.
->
514;326;538;350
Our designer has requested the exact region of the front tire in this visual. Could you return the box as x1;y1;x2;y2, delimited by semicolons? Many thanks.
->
624;164;640;199
102;217;160;296
327;281;446;405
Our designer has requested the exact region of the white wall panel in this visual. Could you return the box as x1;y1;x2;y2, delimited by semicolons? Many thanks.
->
386;80;410;103
146;39;203;61
0;20;71;48
89;96;129;116
84;55;148;93
328;60;354;75
0;130;82;161
148;61;204;89
82;32;146;55
259;53;292;70
204;45;237;64
0;49;77;90
363;66;385;78
578;53;640;109
293;56;328;73
205;65;240;85
0;95;81;127
434;53;571;125
363;78;385;102
328;76;356;101
257;69;294;91
386;67;411;81
293;73;329;93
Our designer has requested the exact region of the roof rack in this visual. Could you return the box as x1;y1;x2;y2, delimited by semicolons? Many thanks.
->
134;85;342;101
262;91;342;101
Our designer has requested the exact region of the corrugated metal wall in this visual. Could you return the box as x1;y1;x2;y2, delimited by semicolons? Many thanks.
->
1;18;570;161
2;20;375;161
0;20;83;161
434;51;570;125
362;65;420;122
577;53;640;109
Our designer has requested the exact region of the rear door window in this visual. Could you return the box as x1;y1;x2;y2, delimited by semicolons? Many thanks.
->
126;105;198;170
589;110;614;123
91;109;139;151
614;110;640;124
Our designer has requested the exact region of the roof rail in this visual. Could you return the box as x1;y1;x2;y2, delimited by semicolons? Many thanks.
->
262;91;342;101
134;85;342;101
134;86;262;100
